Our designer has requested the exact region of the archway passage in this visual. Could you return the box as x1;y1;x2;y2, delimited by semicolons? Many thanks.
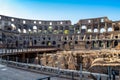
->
114;40;118;47
52;41;56;45
86;41;91;49
63;42;70;50
47;41;51;46
114;27;119;31
34;40;37;45
107;41;110;48
16;40;18;47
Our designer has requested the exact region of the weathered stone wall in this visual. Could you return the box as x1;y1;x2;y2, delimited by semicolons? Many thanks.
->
40;50;120;74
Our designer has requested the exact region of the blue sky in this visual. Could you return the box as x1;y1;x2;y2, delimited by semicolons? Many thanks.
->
0;0;120;24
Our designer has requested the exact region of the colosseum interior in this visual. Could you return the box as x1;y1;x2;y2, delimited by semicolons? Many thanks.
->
0;15;120;75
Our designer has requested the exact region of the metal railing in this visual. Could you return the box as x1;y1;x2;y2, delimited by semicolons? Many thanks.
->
0;58;116;80
0;48;57;54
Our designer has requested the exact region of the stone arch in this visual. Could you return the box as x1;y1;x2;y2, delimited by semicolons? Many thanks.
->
18;28;21;33
100;28;106;33
108;27;112;32
63;41;67;45
34;40;37;45
54;26;58;30
60;26;63;30
114;26;119;31
47;41;51;46
33;26;37;30
94;28;98;32
57;44;60;48
75;41;78;44
41;41;45;45
23;29;27;33
11;24;16;30
44;26;47;30
114;40;118;47
33;26;37;32
52;41;56;45
87;29;92;32
15;40;18;47
65;26;69;30
81;25;86;29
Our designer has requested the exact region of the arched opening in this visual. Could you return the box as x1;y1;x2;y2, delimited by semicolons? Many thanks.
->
64;37;67;40
44;26;47;30
48;37;51;40
114;40;118;47
48;26;53;34
108;27;112;32
99;41;103;47
52;41;56;45
5;25;12;31
47;41;51;46
57;44;60;48
87;29;92;32
107;41;110;48
75;41;78;44
114;27;119;31
54;26;58;30
34;40;37;45
23;40;26;47
18;28;21;33
41;41;45;45
53;30;59;34
33;26;37;32
43;37;45;40
60;26;63;30
81;25;86;33
63;42;67;45
28;29;31;33
94;28;98;32
16;40;18;47
33;26;37;29
65;26;69;30
86;41;90;44
49;22;52;25
81;25;86;29
86;41;91;49
23;29;27;33
11;24;16;30
38;26;42;33
93;41;98;48
64;30;69;34
100;28;106;33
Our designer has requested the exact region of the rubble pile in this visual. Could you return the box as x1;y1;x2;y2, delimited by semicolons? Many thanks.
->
40;50;120;73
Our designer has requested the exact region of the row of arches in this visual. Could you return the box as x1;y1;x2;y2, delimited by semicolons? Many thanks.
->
4;24;120;34
86;27;112;33
86;40;118;49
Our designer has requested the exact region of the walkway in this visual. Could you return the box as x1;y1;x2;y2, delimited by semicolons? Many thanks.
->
0;64;69;80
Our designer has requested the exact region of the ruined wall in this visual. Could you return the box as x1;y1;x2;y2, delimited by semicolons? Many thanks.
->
0;15;120;50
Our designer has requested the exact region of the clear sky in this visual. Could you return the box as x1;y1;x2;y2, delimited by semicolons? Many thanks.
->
0;0;120;24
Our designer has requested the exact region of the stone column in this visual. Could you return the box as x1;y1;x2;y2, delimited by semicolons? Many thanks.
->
22;53;25;63
105;22;108;32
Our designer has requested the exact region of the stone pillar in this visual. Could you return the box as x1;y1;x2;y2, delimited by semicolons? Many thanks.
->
22;53;25;63
105;22;108;32
35;53;39;64
78;35;80;41
112;41;115;48
119;69;120;79
98;24;100;33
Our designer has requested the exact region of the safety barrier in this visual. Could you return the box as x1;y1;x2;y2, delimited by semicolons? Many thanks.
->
0;48;57;54
0;59;116;80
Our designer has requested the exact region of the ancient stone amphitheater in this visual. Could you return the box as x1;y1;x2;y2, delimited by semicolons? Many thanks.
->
0;15;120;74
